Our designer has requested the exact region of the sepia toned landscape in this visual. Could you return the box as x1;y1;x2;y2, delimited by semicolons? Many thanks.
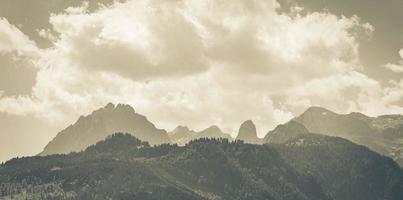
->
0;0;403;199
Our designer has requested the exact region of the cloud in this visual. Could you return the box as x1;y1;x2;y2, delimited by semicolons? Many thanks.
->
1;0;401;140
384;49;403;73
47;0;209;80
45;0;372;81
0;18;40;96
0;1;376;125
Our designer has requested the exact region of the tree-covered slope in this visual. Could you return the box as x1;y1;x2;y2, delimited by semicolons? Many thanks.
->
1;133;402;200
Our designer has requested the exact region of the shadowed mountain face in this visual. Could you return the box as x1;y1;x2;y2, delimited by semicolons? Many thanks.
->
292;106;403;166
168;125;232;146
236;120;261;144
1;133;402;200
40;103;170;155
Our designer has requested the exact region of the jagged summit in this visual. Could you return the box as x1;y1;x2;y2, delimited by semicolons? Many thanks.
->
40;103;170;155
236;120;261;144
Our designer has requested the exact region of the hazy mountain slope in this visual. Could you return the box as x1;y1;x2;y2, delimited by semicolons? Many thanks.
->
168;126;197;146
194;125;232;140
40;103;170;155
292;106;403;166
1;133;402;200
168;125;232;146
294;107;375;139
236;120;261;144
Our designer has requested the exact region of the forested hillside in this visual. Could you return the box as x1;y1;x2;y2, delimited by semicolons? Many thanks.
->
1;133;402;200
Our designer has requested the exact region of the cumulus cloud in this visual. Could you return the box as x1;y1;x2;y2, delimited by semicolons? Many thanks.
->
0;18;40;96
384;49;403;73
48;0;209;80
1;0;402;141
45;0;371;82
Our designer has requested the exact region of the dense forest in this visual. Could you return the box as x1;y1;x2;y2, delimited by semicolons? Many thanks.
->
1;133;402;200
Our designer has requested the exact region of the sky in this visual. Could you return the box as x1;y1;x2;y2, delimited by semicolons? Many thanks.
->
0;0;402;162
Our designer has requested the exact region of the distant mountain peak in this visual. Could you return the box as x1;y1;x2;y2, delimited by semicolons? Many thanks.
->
172;125;191;133
197;125;232;140
302;106;335;116
203;125;222;133
168;125;195;145
168;125;232;145
40;103;170;156
236;120;260;144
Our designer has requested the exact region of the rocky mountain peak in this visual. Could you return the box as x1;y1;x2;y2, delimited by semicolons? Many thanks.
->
40;103;170;156
236;120;260;144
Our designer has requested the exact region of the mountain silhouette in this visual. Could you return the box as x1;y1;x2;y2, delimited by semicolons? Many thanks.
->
40;103;170;155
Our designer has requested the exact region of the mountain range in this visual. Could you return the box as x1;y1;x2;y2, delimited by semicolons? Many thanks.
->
1;133;402;200
39;103;403;167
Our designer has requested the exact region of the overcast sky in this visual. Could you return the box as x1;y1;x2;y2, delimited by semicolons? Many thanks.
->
0;0;403;162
